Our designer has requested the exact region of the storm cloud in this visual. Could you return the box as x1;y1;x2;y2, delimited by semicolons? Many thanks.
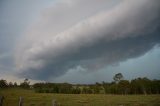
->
15;0;160;80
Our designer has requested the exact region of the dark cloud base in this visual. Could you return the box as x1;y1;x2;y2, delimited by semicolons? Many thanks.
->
18;23;160;80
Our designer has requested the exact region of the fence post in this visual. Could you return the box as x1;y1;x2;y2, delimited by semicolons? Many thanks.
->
19;97;23;106
52;99;58;106
0;96;4;106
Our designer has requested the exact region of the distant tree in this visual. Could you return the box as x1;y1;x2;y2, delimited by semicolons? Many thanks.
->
109;84;118;94
130;77;152;95
72;87;81;94
0;79;8;88
130;79;139;94
53;85;59;93
102;82;109;94
59;83;72;94
14;82;18;87
137;77;150;95
8;82;13;87
82;87;92;94
90;83;101;94
20;78;30;89
151;80;160;94
118;80;130;94
95;82;101;86
113;73;123;83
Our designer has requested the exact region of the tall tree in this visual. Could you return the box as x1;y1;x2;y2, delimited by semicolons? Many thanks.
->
118;80;130;94
20;78;30;89
8;82;13;87
14;82;18;87
113;73;123;83
0;79;8;88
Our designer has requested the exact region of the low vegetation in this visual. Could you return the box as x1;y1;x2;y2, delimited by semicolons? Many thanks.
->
1;73;160;95
0;73;160;105
0;88;160;106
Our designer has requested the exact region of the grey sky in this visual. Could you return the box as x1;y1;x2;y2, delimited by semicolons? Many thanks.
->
0;0;160;84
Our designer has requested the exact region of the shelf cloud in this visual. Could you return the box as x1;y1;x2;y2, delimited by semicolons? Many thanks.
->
15;0;160;80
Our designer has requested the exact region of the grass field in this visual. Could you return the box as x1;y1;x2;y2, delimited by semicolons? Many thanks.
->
0;88;160;106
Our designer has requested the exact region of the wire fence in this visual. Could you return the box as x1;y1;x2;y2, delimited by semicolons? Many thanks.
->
0;96;59;106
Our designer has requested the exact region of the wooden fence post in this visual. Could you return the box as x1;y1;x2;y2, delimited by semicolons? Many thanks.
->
0;96;4;106
52;99;58;106
19;97;23;106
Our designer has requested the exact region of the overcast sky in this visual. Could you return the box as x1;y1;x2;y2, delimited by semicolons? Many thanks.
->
0;0;160;84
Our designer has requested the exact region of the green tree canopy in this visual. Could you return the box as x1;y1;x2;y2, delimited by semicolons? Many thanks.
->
113;73;123;83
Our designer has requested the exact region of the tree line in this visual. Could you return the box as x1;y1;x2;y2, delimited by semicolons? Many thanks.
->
0;78;30;89
0;73;160;95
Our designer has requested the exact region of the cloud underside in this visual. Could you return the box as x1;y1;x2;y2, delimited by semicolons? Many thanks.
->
16;0;160;80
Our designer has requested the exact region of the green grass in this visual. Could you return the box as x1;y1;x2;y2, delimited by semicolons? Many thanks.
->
0;88;160;106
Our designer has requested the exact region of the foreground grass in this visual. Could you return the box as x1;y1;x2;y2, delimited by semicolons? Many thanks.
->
0;88;160;106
